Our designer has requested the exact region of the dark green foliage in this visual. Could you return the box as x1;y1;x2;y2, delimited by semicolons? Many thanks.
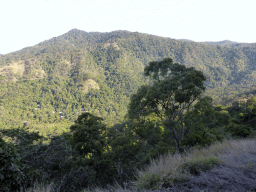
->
0;127;44;146
127;117;175;164
68;112;107;157
225;123;253;139
0;137;26;191
182;96;227;148
35;136;96;191
15;131;97;192
65;112;118;186
128;58;206;152
0;134;48;191
224;97;256;139
108;130;145;177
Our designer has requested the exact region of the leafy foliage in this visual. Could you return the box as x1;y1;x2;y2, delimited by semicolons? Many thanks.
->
67;112;108;158
0;137;37;191
2;29;256;132
0;137;27;191
2;29;256;191
182;96;227;147
128;58;206;152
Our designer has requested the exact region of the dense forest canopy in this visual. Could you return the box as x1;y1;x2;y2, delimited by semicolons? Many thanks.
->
2;29;256;191
1;28;256;135
2;57;256;191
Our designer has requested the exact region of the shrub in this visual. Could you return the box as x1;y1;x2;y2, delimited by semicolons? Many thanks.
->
0;137;26;191
225;123;253;139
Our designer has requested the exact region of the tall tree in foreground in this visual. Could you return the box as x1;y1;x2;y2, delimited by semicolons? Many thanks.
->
128;58;206;152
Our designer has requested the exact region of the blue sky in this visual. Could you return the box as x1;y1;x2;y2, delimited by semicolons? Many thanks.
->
1;0;255;54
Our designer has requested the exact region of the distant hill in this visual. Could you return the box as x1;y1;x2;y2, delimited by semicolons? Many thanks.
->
200;40;256;47
201;40;240;45
1;28;256;133
177;39;194;42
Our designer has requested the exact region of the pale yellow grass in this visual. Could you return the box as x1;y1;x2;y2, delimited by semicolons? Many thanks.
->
134;137;256;190
21;181;53;192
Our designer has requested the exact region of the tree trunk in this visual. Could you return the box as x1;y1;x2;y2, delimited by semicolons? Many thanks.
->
171;125;186;154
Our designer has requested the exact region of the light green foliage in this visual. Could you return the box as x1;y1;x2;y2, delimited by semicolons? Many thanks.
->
2;29;256;105
2;30;256;191
2;29;256;133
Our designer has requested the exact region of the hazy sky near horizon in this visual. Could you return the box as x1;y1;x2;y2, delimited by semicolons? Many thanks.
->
1;0;255;54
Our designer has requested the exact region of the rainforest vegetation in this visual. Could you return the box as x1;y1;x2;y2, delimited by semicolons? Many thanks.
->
1;29;256;191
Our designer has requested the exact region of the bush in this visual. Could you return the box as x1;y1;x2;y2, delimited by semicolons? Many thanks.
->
225;123;253;139
0;137;26;191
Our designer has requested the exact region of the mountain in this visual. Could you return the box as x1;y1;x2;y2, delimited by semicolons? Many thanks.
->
1;28;256;135
201;40;240;46
201;40;256;48
177;39;194;42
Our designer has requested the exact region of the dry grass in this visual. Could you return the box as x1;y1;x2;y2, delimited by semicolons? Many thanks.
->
21;181;54;192
133;137;256;191
22;137;256;192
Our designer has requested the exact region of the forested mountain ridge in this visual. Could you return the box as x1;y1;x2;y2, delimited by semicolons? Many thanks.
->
2;29;256;94
201;40;240;46
3;29;256;191
1;28;256;134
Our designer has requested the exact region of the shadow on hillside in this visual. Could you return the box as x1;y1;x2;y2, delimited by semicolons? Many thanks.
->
19;138;256;192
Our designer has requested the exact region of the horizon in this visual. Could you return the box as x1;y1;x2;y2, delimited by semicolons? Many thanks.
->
0;28;252;56
1;0;255;55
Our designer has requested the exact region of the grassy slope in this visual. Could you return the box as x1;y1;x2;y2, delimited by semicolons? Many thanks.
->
22;136;256;192
133;137;256;191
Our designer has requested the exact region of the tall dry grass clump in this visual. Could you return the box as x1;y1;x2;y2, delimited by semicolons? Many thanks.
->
133;137;256;190
20;181;53;192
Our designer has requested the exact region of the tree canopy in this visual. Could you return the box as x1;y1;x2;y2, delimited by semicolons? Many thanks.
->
128;58;206;152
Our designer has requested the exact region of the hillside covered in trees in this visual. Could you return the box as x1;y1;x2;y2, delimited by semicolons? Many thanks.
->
1;57;256;191
1;29;256;134
1;31;256;190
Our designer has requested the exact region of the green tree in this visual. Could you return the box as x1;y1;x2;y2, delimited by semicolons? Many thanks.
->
67;112;108;158
128;58;206;153
182;96;227;148
0;137;27;191
64;112;117;185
